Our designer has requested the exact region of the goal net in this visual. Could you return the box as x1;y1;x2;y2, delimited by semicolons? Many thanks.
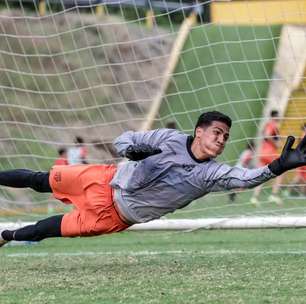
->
0;0;306;230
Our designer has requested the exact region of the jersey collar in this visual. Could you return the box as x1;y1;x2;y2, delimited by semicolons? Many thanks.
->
186;136;210;163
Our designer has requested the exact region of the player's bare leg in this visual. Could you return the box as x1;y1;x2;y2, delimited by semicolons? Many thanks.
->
269;175;283;206
250;184;262;206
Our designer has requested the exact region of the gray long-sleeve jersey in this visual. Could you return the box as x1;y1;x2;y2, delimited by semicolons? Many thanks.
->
110;128;275;223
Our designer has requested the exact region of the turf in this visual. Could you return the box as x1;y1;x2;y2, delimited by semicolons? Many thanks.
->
1;229;306;304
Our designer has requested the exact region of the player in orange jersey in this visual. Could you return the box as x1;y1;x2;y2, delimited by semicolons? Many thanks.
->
251;110;283;206
54;147;68;166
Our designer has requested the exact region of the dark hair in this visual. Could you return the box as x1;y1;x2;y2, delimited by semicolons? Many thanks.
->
270;110;279;118
75;136;84;144
58;147;66;155
165;121;177;129
195;111;232;132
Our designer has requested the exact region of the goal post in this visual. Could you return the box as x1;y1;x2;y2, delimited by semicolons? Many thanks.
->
0;1;306;231
141;11;197;131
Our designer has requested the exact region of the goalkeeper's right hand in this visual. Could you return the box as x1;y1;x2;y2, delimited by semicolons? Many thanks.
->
268;135;306;176
125;144;162;161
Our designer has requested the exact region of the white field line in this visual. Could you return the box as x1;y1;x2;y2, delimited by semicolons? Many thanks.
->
4;250;306;258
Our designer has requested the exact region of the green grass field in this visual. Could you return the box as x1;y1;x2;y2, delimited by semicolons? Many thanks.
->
1;188;306;304
1;172;306;304
2;229;306;304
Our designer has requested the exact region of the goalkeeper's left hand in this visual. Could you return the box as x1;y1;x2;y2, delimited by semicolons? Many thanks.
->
125;144;162;161
268;135;306;175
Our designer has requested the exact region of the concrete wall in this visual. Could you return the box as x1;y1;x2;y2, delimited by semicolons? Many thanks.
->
211;0;306;25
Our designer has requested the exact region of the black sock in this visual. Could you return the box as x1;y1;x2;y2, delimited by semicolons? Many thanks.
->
2;215;63;242
2;230;13;241
0;169;51;192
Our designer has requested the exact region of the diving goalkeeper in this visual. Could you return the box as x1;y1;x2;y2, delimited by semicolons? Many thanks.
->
1;111;306;247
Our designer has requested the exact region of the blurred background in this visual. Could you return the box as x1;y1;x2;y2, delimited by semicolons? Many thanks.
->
0;0;305;224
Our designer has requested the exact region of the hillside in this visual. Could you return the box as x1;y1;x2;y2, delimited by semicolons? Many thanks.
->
0;10;174;167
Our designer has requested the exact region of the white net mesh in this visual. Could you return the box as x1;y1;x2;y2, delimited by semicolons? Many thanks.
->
0;0;306;227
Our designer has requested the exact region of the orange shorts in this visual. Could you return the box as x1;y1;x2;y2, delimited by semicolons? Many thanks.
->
49;164;130;237
258;141;278;166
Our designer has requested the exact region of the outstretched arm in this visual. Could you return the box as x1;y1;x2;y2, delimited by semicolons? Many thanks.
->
209;135;306;192
208;164;275;192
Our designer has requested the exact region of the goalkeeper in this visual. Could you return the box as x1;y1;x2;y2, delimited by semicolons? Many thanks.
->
1;111;306;247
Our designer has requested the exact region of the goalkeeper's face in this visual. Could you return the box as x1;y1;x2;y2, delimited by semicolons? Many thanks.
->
194;121;230;159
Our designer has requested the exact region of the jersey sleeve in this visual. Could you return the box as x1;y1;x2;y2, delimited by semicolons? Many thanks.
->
205;162;275;192
113;128;180;157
